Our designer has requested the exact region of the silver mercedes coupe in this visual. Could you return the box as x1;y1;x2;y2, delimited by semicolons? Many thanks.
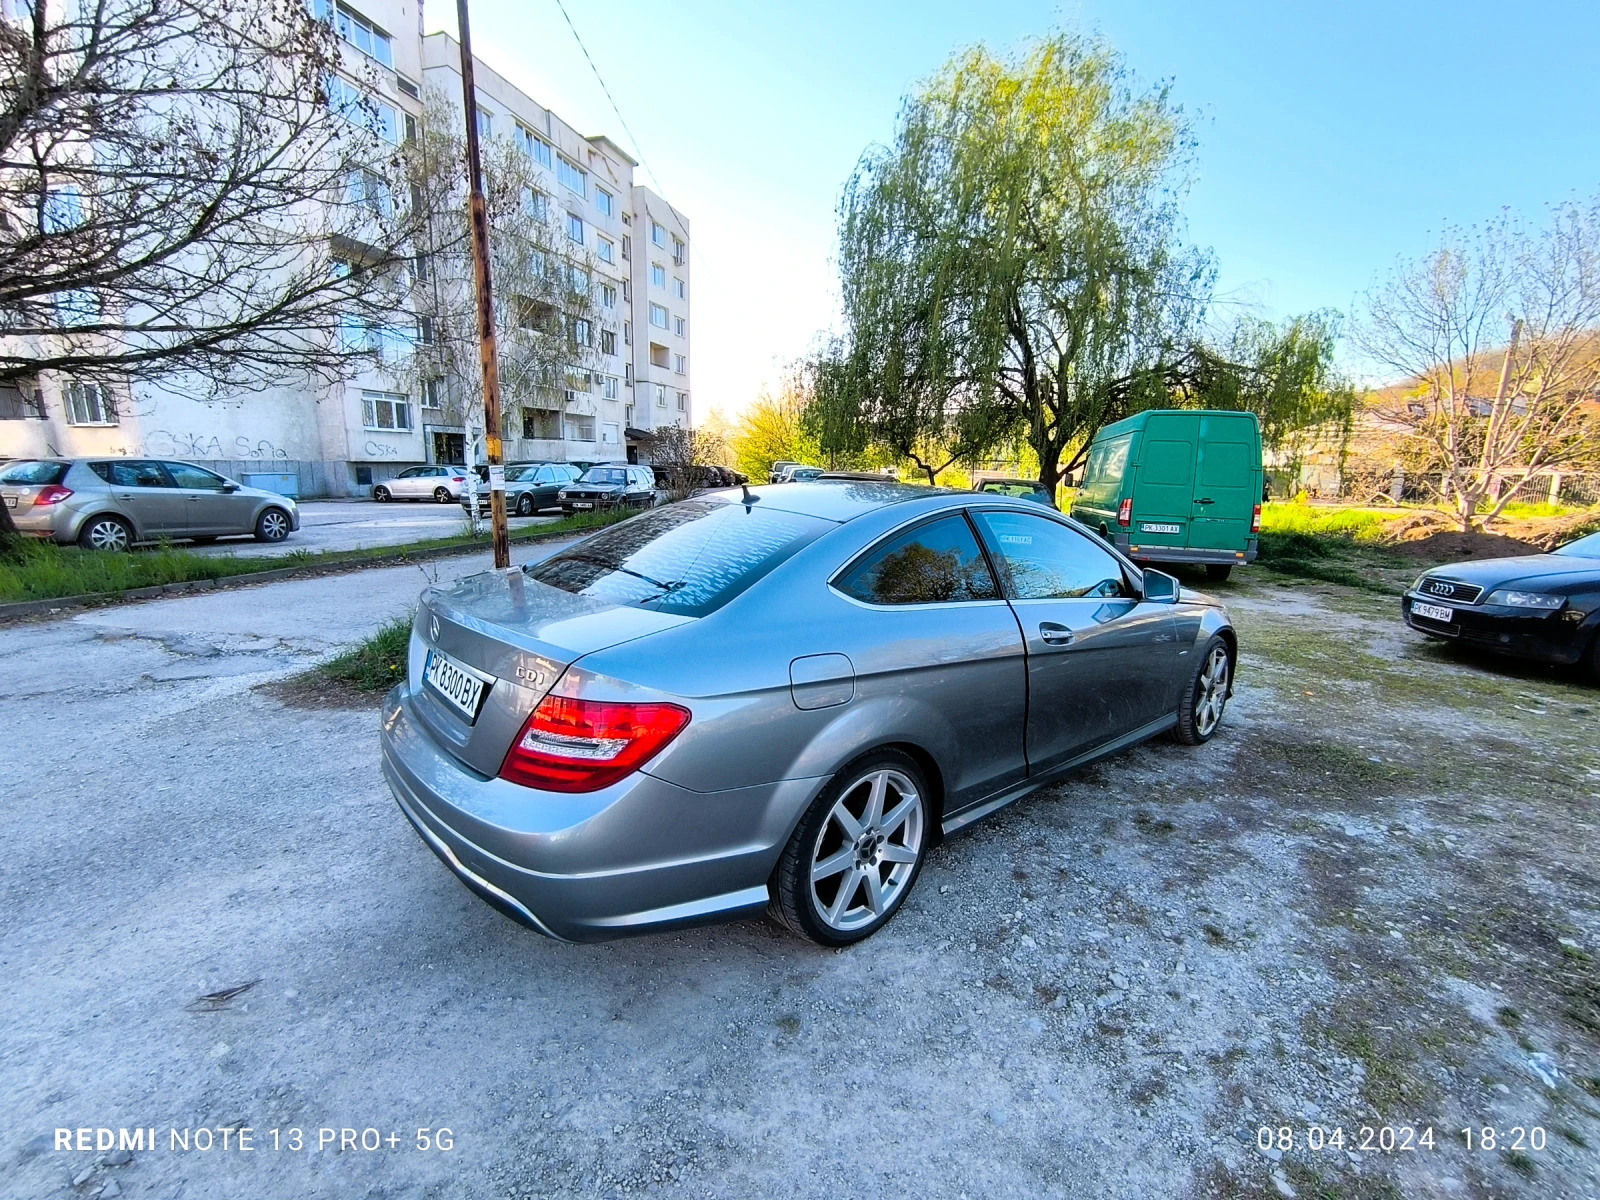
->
380;480;1237;945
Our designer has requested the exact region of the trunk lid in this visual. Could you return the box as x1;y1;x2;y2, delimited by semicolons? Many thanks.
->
410;567;691;777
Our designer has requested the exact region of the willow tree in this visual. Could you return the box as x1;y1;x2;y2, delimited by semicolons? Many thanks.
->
822;32;1212;489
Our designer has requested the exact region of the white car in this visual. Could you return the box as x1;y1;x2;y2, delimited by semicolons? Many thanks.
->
373;466;469;503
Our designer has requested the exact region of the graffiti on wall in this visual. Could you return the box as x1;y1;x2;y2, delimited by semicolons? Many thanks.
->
363;440;402;458
140;432;292;460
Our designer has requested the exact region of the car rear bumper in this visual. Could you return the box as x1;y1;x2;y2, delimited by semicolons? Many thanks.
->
1120;536;1258;567
8;507;72;541
380;686;821;942
1401;593;1589;665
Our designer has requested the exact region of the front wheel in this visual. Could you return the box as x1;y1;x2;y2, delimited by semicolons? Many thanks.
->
516;492;534;517
372;485;391;502
254;507;291;543
1172;636;1232;745
770;749;930;946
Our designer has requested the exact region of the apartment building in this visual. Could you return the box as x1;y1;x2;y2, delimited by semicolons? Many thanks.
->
0;2;692;497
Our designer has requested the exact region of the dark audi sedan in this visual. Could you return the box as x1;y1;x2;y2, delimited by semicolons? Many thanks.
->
381;482;1238;945
1401;531;1600;678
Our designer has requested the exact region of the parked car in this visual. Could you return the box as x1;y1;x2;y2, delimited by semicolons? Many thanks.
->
1401;530;1600;679
373;465;469;503
557;465;657;514
462;463;580;518
0;457;299;550
1070;410;1263;581
788;467;826;482
975;477;1055;507
381;481;1237;945
769;460;805;483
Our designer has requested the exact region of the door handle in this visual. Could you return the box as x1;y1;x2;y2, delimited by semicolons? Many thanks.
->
1039;622;1074;645
1195;497;1215;505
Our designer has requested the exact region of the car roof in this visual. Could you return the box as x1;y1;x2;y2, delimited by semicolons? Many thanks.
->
692;480;969;523
1094;407;1262;441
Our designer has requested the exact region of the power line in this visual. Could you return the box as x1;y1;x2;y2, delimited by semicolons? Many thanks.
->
549;0;692;247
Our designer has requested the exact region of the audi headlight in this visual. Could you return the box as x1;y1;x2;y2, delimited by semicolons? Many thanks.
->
1485;589;1564;610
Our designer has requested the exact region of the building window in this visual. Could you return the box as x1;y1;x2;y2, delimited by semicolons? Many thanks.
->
596;187;614;217
672;235;685;263
0;381;43;420
655;384;667;408
55;288;99;328
623;320;631;346
622;278;631;303
361;390;412;431
600;328;617;355
649;303;669;329
651;262;666;289
517;125;553;168
602;422;620;445
673;277;686;299
566;414;595;442
523;408;561;439
676;391;688;412
475;106;494;140
597;237;614;264
396;75;420;99
566;212;584;244
557;154;586;196
651;220;667;248
649;342;669;368
403;113;419;143
599;283;617;310
572;317;592;347
422;378;444;408
316;0;394;68
674;315;686;338
522;187;547;221
674;353;686;374
347;168;392;215
601;375;619;400
621;235;631;261
417;315;434;344
64;382;116;426
326;73;398;143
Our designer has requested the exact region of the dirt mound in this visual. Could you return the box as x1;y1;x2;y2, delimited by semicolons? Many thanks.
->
1383;529;1542;562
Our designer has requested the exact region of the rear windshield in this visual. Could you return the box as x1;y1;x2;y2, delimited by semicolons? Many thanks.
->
526;499;834;617
0;460;67;485
579;468;628;485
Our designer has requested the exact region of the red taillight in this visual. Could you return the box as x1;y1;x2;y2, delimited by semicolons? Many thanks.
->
1117;497;1132;527
499;695;691;792
35;485;73;506
1251;503;1262;533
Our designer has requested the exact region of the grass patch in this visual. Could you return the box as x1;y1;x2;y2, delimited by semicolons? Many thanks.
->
263;613;414;710
0;509;624;605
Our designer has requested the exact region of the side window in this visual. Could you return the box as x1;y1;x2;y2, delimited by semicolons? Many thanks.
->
835;515;999;606
398;467;422;478
534;467;554;483
164;462;226;489
975;511;1128;600
88;462;113;483
107;460;172;488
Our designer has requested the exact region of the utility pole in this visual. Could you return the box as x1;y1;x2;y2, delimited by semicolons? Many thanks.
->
454;0;509;569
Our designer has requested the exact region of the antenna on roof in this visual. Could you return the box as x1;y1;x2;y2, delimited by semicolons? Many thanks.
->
740;483;758;506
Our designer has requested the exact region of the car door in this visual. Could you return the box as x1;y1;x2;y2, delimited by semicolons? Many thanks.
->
971;508;1178;772
103;460;186;537
831;512;1028;810
1130;412;1195;556
1189;413;1258;551
390;466;428;499
529;466;559;510
163;461;253;535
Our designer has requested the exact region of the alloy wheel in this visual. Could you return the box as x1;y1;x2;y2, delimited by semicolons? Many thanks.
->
84;518;130;552
1194;644;1230;737
809;768;924;933
259;510;289;541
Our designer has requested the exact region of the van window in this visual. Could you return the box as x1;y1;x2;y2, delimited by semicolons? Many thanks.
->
1083;436;1131;488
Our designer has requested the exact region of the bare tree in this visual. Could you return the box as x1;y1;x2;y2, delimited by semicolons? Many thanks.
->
402;88;602;450
1360;198;1600;530
0;0;416;394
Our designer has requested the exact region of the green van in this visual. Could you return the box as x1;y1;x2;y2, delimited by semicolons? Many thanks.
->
1069;409;1263;581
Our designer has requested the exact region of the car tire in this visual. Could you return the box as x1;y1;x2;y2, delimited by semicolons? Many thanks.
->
77;514;133;552
1172;635;1232;745
770;748;931;946
373;485;390;502
1588;632;1600;686
516;493;534;517
434;487;452;503
1205;564;1233;583
254;507;291;543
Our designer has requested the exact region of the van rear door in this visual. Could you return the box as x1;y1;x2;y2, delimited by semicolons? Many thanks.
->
1189;413;1258;552
1129;412;1195;554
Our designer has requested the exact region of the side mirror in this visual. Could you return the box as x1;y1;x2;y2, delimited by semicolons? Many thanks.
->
1142;569;1180;604
221;482;239;493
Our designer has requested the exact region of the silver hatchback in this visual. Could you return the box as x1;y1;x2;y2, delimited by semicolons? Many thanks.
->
381;482;1237;945
0;458;300;550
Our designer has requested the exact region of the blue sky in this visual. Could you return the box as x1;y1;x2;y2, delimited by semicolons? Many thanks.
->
426;0;1600;411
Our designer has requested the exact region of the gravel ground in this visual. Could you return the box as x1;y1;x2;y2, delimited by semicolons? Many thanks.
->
3;564;1598;1199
